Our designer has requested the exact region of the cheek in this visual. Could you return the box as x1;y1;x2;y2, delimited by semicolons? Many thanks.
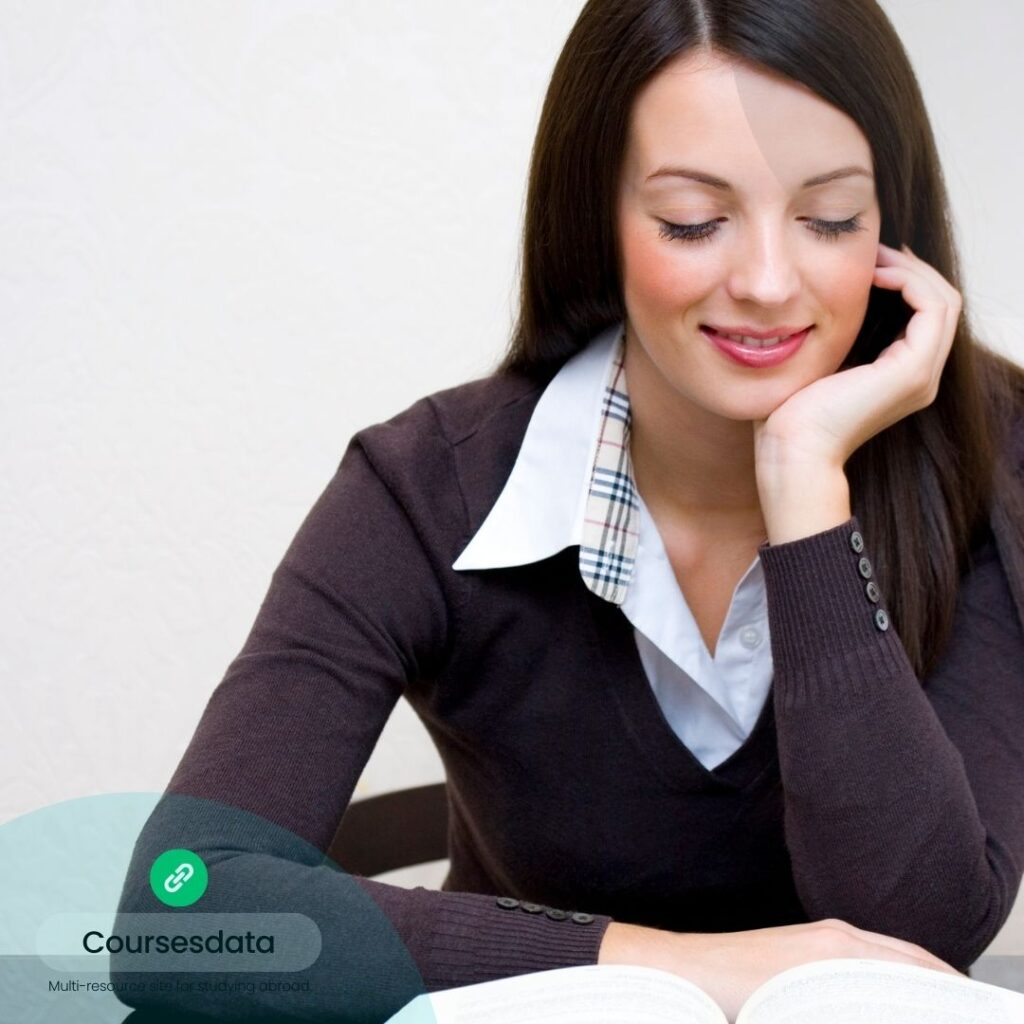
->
620;221;714;312
817;255;877;322
810;256;878;370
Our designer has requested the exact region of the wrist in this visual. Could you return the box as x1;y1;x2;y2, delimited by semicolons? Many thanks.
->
598;921;687;973
758;465;852;545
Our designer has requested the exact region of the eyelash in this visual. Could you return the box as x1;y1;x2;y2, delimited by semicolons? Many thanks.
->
657;215;865;245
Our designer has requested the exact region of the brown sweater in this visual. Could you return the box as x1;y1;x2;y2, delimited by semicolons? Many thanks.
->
113;364;1024;1022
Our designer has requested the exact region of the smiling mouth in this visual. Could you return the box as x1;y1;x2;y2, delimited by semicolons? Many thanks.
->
701;325;811;348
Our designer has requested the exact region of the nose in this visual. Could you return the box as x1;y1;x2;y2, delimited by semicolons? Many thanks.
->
725;218;802;308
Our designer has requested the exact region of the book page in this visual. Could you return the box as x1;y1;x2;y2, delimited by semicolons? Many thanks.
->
737;958;1024;1024
385;964;728;1024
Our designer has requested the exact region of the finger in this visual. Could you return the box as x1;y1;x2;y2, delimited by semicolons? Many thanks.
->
905;955;963;977
871;264;949;321
876;242;956;294
849;925;959;973
875;242;907;263
843;921;939;958
872;262;955;319
862;940;962;976
873;266;958;366
875;248;946;292
815;920;960;974
877;243;961;306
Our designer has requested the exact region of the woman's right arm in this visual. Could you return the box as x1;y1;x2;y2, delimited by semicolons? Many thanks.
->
111;429;612;1022
599;918;961;1024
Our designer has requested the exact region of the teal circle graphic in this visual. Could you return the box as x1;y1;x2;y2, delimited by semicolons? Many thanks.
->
0;793;430;1022
149;848;208;906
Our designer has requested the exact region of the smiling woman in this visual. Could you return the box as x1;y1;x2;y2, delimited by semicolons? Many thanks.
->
615;50;887;596
114;2;1024;1022
497;0;1024;680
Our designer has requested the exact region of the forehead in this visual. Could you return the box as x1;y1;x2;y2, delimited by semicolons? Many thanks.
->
625;50;874;195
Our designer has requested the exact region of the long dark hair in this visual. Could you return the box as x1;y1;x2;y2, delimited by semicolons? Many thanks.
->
494;0;1024;679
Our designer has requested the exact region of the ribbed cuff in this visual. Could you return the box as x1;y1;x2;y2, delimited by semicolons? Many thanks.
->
421;891;612;990
757;515;912;709
355;878;612;992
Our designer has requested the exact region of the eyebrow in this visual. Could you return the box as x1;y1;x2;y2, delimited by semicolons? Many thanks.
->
644;164;874;189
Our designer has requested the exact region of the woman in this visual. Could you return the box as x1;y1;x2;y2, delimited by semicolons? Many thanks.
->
114;1;1024;1022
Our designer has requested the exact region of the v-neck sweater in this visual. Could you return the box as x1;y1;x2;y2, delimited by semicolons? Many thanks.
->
114;359;1024;1023
453;323;775;770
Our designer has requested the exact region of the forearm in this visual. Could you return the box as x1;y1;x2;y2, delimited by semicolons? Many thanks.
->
758;516;1022;969
774;654;997;965
113;795;612;1020
598;921;686;973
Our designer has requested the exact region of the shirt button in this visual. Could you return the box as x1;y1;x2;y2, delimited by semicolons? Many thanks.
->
857;556;873;580
865;581;880;603
739;626;761;649
874;608;890;631
520;902;544;914
849;530;865;553
571;912;595;925
495;897;520;910
545;908;569;921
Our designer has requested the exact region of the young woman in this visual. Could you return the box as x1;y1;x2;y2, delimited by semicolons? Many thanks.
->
114;2;1024;1022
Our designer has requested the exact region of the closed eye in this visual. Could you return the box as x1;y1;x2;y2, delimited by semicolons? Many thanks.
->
657;215;865;245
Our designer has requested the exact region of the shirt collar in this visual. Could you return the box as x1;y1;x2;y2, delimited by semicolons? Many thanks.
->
452;322;639;605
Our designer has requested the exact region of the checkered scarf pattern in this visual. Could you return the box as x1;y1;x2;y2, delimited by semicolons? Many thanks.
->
578;326;640;605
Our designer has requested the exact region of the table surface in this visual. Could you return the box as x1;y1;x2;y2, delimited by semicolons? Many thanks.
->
970;954;1024;993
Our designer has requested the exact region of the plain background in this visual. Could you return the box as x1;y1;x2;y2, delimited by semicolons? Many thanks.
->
3;1;1023;948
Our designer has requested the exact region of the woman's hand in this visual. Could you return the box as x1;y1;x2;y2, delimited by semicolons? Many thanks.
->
670;918;961;1022
754;242;962;472
599;918;962;1024
752;242;962;544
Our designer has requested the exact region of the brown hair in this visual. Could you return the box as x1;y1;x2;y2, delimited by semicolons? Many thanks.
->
494;0;1024;678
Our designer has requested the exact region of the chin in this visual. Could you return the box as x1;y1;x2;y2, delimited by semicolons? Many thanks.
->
708;388;799;424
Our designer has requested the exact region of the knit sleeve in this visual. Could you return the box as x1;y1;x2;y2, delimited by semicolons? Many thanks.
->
111;432;610;1023
757;514;1024;972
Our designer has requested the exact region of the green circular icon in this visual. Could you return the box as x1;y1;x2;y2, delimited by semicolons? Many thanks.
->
149;849;208;907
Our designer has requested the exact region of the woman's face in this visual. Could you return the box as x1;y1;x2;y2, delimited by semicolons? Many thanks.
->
617;50;882;423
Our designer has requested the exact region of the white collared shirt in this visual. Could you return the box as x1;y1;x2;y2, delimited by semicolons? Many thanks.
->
453;323;773;770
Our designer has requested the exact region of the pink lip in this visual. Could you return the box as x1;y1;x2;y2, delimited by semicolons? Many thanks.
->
701;325;811;368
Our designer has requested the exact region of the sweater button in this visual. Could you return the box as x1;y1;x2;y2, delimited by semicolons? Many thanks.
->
520;902;544;914
496;897;520;910
849;530;865;553
865;581;880;603
545;908;569;921
874;608;890;632
570;912;595;925
857;556;873;580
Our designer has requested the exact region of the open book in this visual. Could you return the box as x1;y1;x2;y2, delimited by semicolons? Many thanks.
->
385;958;1024;1024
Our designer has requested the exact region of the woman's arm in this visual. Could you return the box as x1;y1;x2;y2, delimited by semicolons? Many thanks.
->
740;244;1023;970
756;508;1024;971
111;431;611;1022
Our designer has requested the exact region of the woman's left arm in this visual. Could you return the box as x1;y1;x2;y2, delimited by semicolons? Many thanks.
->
751;242;1024;971
757;511;1024;973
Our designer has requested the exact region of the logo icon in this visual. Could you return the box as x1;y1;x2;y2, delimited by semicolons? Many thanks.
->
149;849;208;907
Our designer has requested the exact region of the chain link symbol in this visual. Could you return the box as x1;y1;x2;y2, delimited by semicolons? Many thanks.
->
163;861;195;894
151;849;207;906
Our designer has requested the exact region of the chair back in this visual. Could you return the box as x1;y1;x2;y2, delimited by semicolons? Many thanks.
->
327;781;449;876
